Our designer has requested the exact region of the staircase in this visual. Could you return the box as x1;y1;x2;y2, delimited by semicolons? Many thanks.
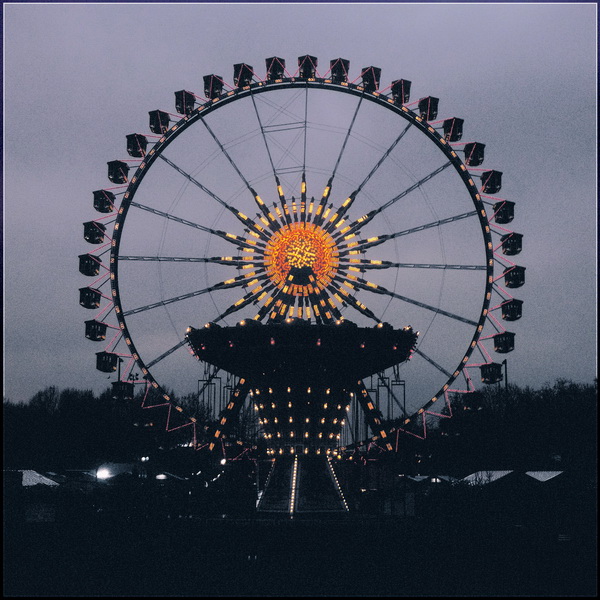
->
257;457;294;513
258;456;348;514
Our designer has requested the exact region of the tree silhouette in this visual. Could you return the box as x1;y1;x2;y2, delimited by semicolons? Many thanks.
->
3;379;596;472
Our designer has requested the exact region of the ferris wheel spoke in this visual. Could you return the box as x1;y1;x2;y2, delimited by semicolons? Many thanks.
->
338;210;478;254
214;282;276;323
305;293;324;325
249;89;307;193
200;116;253;190
157;154;269;241
195;366;222;410
327;277;381;324
300;272;342;323
302;86;308;175
310;286;343;323
299;86;308;213
118;255;248;267
346;275;478;326
353;380;388;442
412;348;453;379
376;372;408;417
130;201;265;251
209;378;251;451
122;274;262;317
356;122;413;193
332;160;454;240
253;273;296;322
269;279;313;322
325;123;413;232
339;258;486;271
145;338;189;369
249;91;281;187
339;293;380;324
313;93;365;227
330;92;364;183
198;115;272;222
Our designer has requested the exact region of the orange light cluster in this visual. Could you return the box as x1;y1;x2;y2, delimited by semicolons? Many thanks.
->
264;222;339;293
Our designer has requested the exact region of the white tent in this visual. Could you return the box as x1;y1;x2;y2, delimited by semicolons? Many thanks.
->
21;470;59;487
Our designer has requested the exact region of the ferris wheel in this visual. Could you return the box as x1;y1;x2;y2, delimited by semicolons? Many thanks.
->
79;55;524;452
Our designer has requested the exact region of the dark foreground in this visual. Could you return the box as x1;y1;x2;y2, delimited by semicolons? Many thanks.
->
4;513;596;597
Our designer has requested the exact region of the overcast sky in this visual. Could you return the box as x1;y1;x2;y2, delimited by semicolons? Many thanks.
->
3;2;597;406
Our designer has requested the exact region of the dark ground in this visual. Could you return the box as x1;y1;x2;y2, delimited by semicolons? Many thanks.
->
4;512;596;597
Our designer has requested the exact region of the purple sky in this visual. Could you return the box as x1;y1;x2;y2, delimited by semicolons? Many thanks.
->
3;2;597;406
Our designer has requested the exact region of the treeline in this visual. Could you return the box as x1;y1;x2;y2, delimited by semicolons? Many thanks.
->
413;378;598;472
3;379;597;472
3;386;203;470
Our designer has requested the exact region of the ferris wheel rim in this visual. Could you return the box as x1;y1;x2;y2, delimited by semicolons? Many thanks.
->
105;75;495;438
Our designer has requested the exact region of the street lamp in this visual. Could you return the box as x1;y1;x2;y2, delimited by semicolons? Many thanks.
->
96;467;112;480
501;359;508;390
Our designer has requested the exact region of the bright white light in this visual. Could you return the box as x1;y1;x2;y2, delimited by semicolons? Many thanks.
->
155;473;167;480
220;459;227;465
96;468;112;480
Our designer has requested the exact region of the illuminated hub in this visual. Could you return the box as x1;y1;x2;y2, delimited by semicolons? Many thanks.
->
265;222;338;290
